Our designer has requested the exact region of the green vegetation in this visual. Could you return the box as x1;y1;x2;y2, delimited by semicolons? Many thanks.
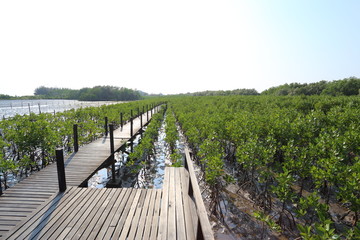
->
34;86;142;101
128;106;165;171
166;95;360;239
165;107;182;166
190;88;259;96
262;77;360;96
0;94;12;100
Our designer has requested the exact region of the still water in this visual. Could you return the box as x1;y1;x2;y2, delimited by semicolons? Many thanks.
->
0;99;116;119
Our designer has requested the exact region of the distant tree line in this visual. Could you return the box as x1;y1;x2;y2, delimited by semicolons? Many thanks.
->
262;77;360;96
34;86;142;101
0;94;12;100
191;88;259;96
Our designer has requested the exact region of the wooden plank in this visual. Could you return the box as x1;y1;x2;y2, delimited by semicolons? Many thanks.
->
180;167;196;240
15;188;86;240
150;189;161;240
63;188;108;239
78;188;118;239
87;188;123;239
118;189;143;240
4;187;76;240
157;167;170;240
110;188;138;239
142;189;156;240
167;167;176;240
71;189;114;239
37;188;95;239
134;189;154;239
127;189;148;240
185;147;214;240
96;188;130;240
175;168;186;240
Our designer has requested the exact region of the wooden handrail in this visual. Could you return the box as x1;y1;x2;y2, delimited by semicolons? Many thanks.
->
184;147;215;240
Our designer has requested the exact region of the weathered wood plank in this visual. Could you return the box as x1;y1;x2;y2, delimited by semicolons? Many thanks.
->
71;188;113;239
128;189;147;240
63;188;108;239
142;189;156;240
110;188;138;239
88;188;124;239
118;189;142;240
175;168;186;240
96;188;130;240
150;189;161;240
167;167;176;240
185;147;214;240
37;188;92;239
158;167;170;240
78;188;118;239
133;189;152;239
4;188;75;240
180;166;196;240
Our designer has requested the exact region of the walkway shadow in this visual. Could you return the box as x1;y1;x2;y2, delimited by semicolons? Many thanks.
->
64;152;77;167
27;191;66;240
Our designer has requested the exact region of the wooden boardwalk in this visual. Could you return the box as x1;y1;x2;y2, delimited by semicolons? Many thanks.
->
2;167;200;240
0;107;214;239
0;111;152;238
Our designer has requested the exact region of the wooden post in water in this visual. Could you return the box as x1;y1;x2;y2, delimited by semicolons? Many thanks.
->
105;117;108;136
109;124;116;182
55;149;67;192
73;124;79;152
38;103;41;114
28;103;31;114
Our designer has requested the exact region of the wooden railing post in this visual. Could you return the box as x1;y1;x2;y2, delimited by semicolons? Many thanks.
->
109;124;116;182
120;112;123;131
147;105;149;121
130;110;133;137
0;181;3;196
104;117;108;136
55;149;67;192
140;110;143;129
73;124;79;152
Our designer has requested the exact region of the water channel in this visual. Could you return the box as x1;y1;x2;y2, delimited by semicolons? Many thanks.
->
87;113;185;189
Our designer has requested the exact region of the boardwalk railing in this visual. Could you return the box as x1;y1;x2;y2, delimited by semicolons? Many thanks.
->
184;147;215;240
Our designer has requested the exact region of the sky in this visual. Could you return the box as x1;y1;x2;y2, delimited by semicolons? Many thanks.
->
1;0;360;96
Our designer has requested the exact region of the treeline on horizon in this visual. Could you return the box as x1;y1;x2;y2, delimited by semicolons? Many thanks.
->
34;86;143;101
191;76;360;96
0;77;359;100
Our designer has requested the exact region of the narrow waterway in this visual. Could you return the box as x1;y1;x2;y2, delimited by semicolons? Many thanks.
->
88;114;177;189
